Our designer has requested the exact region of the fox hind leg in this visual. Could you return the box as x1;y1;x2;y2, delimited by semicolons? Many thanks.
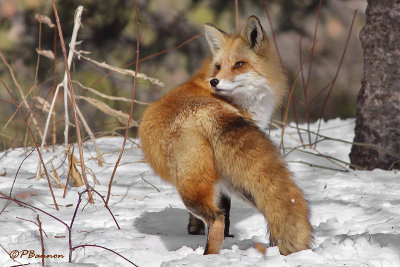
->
174;133;226;254
180;185;225;255
187;193;232;237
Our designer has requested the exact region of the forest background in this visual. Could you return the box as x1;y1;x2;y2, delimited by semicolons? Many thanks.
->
0;0;365;150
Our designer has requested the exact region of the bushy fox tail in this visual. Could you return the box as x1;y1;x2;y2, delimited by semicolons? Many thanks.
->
208;113;313;255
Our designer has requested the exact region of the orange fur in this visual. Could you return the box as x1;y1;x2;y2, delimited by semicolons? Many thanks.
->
139;16;312;256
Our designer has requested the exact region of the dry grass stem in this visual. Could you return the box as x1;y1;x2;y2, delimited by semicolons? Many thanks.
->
34;14;55;28
72;48;164;87
34;96;53;114
36;49;55;60
72;102;105;166
76;95;139;127
36;83;62;180
67;149;84;187
53;3;93;203
50;161;63;188
73;80;149;105
61;6;84;149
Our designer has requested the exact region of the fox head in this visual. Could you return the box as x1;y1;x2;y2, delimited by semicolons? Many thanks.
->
204;16;286;127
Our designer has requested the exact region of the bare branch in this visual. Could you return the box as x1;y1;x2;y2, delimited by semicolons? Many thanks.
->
106;0;140;205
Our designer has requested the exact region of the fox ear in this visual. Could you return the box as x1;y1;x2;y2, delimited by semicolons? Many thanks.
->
241;16;265;54
204;23;227;54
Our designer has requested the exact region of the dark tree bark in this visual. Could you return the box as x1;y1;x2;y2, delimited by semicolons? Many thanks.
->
350;0;400;170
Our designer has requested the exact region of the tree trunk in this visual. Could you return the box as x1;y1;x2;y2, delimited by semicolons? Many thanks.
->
349;0;400;170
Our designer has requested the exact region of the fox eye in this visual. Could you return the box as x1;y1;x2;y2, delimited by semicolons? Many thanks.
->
215;64;221;71
233;61;245;69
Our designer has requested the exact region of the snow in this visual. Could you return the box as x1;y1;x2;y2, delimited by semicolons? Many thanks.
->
0;118;399;266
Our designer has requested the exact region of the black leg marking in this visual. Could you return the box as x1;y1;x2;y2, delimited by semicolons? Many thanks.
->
219;193;233;237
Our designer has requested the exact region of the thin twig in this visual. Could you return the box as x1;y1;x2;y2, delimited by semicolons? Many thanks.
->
0;190;129;264
2;80;59;210
141;177;161;192
315;10;358;146
309;81;331;104
291;96;304;144
10;148;35;197
34;19;43;85
68;189;85;261
280;50;312;149
287;160;348;172
235;0;239;32
63;146;73;198
0;50;43;139
15;217;47;237
89;33;202;89
274;119;400;161
303;0;322;145
285;147;349;171
138;33;202;64
0;79;41;138
0;194;66;228
90;187;120;229
36;82;62;180
106;0;140;205
52;3;93;203
36;215;45;267
262;0;292;151
0;243;24;265
52;27;58;150
72;245;138;266
262;0;284;70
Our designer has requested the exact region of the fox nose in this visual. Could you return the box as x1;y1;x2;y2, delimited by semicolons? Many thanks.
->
210;78;219;87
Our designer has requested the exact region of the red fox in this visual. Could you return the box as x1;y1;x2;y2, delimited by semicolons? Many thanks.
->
139;15;312;256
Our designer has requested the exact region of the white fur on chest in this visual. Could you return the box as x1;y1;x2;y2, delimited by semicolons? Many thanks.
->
215;72;276;129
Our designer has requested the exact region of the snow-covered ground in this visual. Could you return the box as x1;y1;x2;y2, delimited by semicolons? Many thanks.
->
0;118;399;266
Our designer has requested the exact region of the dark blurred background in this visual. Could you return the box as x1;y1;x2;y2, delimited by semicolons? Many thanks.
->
0;0;366;150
